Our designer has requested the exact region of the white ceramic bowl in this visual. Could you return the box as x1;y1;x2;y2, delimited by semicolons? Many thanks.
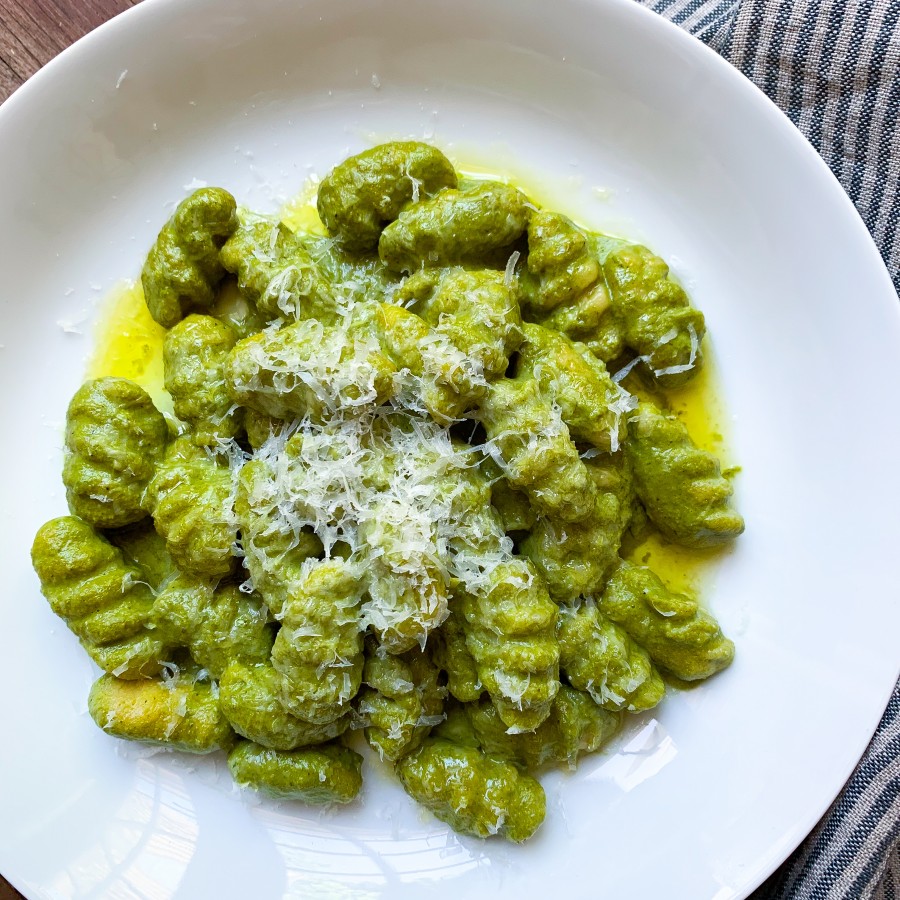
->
1;1;899;897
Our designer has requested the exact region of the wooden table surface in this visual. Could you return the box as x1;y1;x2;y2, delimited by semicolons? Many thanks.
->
0;0;137;99
0;5;141;896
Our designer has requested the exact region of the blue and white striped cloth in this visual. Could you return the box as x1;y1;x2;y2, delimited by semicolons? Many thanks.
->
639;0;900;296
636;2;900;896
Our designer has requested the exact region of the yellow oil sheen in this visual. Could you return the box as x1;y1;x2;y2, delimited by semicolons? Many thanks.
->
86;280;171;415
91;168;738;597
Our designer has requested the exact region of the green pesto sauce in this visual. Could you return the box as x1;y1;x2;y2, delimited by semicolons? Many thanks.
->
88;165;737;598
462;156;738;593
621;350;737;594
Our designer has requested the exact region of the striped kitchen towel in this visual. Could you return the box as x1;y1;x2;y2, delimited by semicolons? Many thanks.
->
639;0;900;299
635;3;900;897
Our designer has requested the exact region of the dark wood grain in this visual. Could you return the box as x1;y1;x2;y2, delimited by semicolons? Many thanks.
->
0;2;137;895
0;0;138;101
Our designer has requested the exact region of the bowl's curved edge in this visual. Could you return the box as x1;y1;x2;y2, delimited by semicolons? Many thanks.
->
0;0;167;114
613;0;899;301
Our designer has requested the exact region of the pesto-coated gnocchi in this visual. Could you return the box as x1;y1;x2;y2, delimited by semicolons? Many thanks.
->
149;576;273;679
458;559;560;732
144;438;237;578
376;302;484;423
219;662;350;750
399;267;523;381
520;451;634;601
379;181;529;272
220;219;332;322
626;400;744;547
465;685;621;769
602;244;706;386
601;561;736;681
63;377;168;528
270;557;365;724
517;210;603;314
357;641;445;762
480;375;597;523
557;600;665;712
515;323;625;452
429;598;483;703
227;317;396;421
32;517;168;679
233;457;324;617
34;141;741;842
228;741;363;803
164;314;241;446
89;670;235;753
397;739;545;842
142;187;238;328
317;141;458;252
